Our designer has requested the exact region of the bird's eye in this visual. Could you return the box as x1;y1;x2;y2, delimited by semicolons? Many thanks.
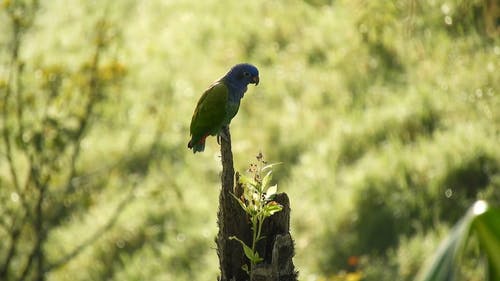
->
243;71;251;77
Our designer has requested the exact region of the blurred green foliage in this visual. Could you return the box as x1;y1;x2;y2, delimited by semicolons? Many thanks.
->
0;0;498;281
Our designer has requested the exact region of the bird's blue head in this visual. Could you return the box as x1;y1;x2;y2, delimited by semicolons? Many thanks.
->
225;63;259;86
222;63;259;102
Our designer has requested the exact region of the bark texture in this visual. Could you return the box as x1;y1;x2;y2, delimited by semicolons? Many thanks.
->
216;126;297;281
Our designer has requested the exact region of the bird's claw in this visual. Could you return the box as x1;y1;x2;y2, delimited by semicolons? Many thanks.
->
217;126;230;144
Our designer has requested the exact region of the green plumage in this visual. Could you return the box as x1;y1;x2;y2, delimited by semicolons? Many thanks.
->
188;82;238;152
188;63;259;153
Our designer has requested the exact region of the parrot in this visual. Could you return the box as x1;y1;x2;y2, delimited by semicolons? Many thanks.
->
187;63;260;153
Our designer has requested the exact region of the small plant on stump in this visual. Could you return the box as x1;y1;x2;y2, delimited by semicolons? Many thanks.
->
230;153;283;274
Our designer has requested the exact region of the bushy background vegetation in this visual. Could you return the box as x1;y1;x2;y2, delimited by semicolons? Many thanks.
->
1;0;498;280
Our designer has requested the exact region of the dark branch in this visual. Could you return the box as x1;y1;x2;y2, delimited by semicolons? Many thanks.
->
16;180;45;281
0;215;23;280
216;126;255;281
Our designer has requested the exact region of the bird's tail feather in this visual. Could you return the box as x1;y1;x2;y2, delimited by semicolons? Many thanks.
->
191;142;205;153
187;139;205;153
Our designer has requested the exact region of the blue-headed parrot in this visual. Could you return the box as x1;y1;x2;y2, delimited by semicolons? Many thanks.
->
188;63;259;153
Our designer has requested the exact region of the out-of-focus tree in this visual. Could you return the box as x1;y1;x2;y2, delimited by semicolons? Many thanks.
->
0;1;130;281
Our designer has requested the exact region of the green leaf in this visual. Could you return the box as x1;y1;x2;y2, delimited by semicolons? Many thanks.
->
256;235;266;242
263;203;283;217
472;206;500;281
415;200;498;281
262;162;282;172
229;236;261;263
243;244;257;262
239;174;257;187
230;193;248;213
253;251;264;263
262;170;273;190
265;184;278;200
243;186;255;202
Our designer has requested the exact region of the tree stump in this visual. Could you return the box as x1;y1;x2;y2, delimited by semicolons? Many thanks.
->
216;126;298;281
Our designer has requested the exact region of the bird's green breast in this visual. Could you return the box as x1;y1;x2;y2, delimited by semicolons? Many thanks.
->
224;101;240;126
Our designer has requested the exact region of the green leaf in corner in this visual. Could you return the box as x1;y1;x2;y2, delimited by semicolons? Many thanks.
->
415;200;500;281
415;202;475;281
472;206;500;281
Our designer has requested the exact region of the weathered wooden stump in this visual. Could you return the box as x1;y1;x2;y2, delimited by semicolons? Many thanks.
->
216;127;297;281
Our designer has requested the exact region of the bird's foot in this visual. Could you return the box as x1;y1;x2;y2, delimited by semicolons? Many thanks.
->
217;126;230;144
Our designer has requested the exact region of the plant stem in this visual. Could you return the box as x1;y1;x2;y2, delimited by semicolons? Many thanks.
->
250;216;258;269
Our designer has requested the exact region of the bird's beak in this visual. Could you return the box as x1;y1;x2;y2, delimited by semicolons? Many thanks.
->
252;76;259;86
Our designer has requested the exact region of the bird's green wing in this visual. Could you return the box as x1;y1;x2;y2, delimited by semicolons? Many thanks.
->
189;82;228;142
